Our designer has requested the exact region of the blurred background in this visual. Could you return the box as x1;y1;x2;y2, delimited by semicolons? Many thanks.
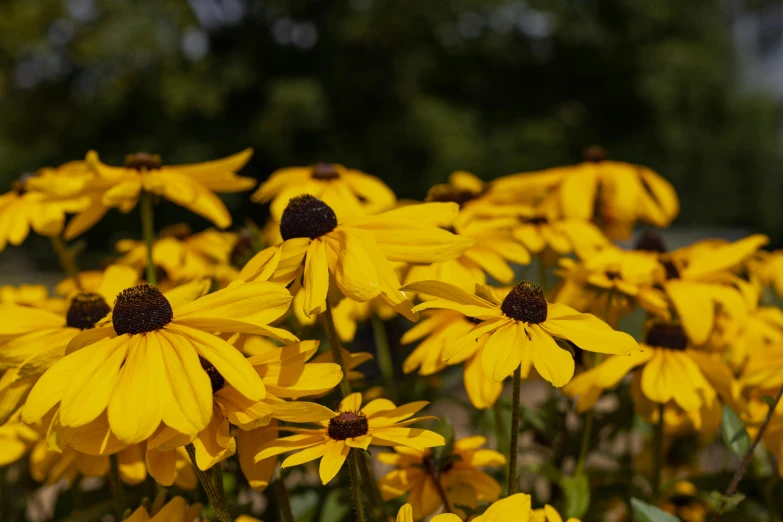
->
1;0;783;262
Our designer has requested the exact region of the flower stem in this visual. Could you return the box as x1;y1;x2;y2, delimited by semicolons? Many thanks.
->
348;450;367;522
274;466;294;522
185;443;232;522
50;235;83;291
432;471;453;514
324;300;351;398
574;410;594;476
508;366;522;495
108;454;127;519
371;315;397;402
357;450;385;521
653;402;665;497
710;385;783;522
139;191;157;286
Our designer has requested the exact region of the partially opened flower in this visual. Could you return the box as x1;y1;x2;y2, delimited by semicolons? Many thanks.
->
125;496;202;522
396;503;461;522
22;280;297;445
564;321;736;430
254;392;445;484
379;436;505;520
64;149;256;238
401;280;639;387
252;162;396;222
239;197;473;320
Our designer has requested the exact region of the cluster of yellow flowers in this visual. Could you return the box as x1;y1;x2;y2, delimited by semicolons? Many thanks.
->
0;147;779;522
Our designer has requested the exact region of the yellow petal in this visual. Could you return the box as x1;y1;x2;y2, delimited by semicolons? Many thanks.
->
664;280;714;346
481;322;525;382
303;239;329;317
529;324;575;388
319;440;350;484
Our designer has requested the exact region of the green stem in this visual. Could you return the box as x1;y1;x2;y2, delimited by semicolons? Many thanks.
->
371;315;397;402
139;191;157;286
50;236;83;291
493;400;509;459
274;466;294;522
324;300;351;398
357;451;385;521
348;450;367;522
653;402;665;497
575;410;594;477
211;462;225;500
108;454;127;519
508;366;522;495
710;384;783;522
185;444;232;522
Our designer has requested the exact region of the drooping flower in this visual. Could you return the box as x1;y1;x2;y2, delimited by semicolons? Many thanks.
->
252;162;396;222
254;392;445;484
64;149;256;238
22;280;297;445
401;280;639;387
239;197;473;319
379;436;505;520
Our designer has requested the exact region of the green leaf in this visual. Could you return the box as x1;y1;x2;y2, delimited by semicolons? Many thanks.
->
720;405;751;457
560;475;590;518
762;395;775;409
630;498;681;522
319;489;352;522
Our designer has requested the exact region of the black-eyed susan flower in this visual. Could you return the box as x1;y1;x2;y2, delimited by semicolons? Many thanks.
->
125;496;203;522
564;321;736;431
22;280;297;445
254;392;445;484
401;310;501;409
0;265;138;424
461;493;581;522
252;163;396;222
401;280;639;387
239;197;473;320
64;149;256;238
378;436;505;520
396;503;460;522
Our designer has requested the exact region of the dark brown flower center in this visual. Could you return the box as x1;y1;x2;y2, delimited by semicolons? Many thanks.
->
327;411;369;440
645;323;687;350
582;145;607;163
124;152;162;171
606;271;621;280
279;194;338;241
500;281;547;324
522;216;549;226
66;292;111;330
199;356;226;393
113;284;173;335
425;184;481;208
662;260;680;280
635;230;667;253
12;173;36;195
311;163;340;180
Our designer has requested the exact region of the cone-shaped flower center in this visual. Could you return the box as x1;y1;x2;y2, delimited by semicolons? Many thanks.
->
199;356;225;393
501;281;547;324
124;152;162;171
113;284;173;335
328;411;369;440
425;184;480;208
311;163;340;180
66;292;111;330
645;323;687;351
634;230;667;253
280;195;338;241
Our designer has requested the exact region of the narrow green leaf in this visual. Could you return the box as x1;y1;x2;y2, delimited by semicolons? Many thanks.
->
560;475;590;518
720;405;750;457
630;498;681;522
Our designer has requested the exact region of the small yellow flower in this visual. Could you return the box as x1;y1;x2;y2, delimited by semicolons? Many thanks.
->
401;280;638;387
125;496;203;522
379;436;505;520
64;149;256;238
254;392;445;484
252;162;396;222
22;280;297;445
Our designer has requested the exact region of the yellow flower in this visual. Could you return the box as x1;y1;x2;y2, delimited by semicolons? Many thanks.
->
64;149;256;238
0;265;138;425
401;280;638;387
748;249;783;298
252;162;396;222
0;169;90;251
723;280;783;368
115;224;239;286
401;310;502;409
239;197;474;320
564;321;736;431
379;436;505;520
0;284;63;311
254;392;445;484
125;496;202;522
312;347;374;384
512;215;610;259
454;493;581;522
396;503;461;522
22;280;297;445
489;149;679;240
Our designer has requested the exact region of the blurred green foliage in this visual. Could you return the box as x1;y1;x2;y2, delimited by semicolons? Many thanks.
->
1;0;782;250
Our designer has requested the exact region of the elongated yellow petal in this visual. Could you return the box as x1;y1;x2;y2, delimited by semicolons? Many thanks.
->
319;440;349;484
282;442;328;468
444;318;508;362
473;493;532;522
664;280;714;346
371;427;446;449
303;239;329;317
482;322;525;383
540;312;638;355
464;353;503;409
529;324;575;388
